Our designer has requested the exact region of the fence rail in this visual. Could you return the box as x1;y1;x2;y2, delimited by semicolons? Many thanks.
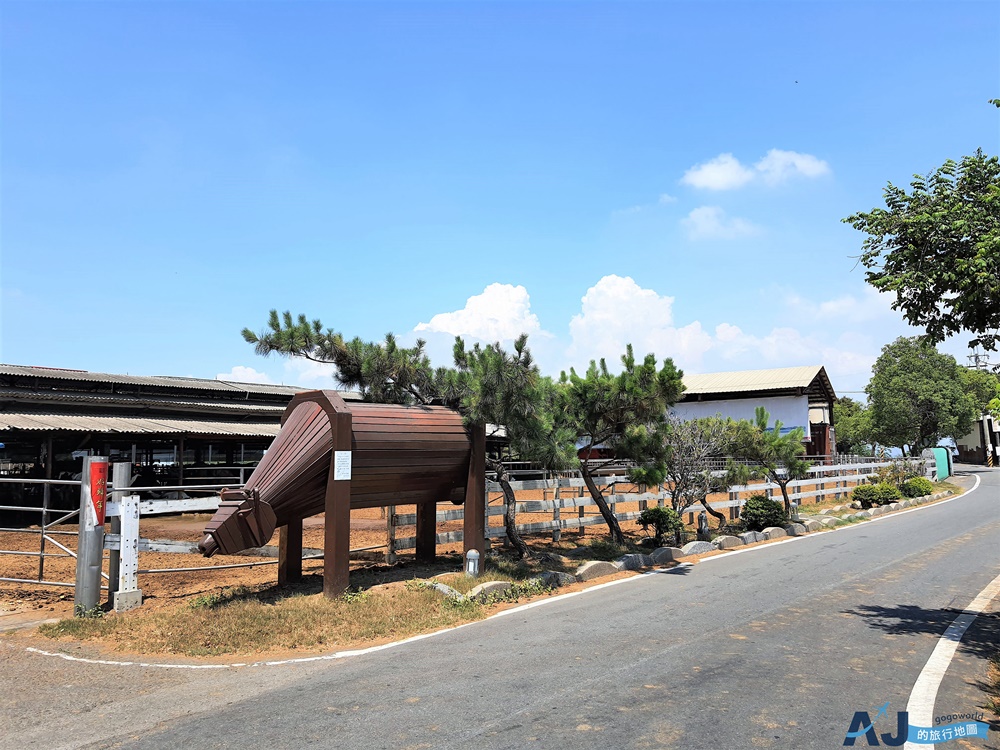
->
1;456;936;602
390;458;934;552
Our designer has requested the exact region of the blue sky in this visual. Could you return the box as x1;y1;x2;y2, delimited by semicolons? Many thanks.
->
2;1;998;395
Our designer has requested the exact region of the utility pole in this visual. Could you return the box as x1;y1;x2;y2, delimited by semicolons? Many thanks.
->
967;347;992;371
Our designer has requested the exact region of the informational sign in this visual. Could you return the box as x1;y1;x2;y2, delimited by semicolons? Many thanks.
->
87;460;108;527
333;451;352;481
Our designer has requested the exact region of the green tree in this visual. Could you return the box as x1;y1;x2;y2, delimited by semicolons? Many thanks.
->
244;311;571;558
843;148;1000;350
958;366;1000;417
833;396;873;456
734;407;811;514
438;336;576;558
660;414;751;530
557;346;684;545
242;311;436;404
865;337;978;455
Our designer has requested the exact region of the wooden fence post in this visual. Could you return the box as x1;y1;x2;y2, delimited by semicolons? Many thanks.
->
386;505;397;564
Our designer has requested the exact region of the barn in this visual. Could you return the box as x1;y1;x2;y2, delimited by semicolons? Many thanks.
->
673;365;837;457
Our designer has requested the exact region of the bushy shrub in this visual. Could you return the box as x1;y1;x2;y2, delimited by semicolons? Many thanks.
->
739;494;788;531
851;484;879;509
872;482;903;505
871;458;922;486
637;506;684;546
900;476;934;499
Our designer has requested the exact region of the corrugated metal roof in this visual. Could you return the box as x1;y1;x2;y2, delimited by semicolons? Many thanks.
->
0;412;280;437
0;363;308;396
0;389;287;414
681;365;831;396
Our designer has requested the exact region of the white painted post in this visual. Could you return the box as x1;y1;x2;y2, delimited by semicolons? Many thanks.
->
112;494;142;611
107;462;131;604
552;479;561;543
74;456;108;615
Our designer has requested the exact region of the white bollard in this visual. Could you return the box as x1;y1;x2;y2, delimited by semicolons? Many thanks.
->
465;549;481;577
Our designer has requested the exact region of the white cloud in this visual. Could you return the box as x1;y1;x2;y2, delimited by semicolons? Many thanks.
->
414;283;544;342
681;149;830;191
216;366;274;385
216;360;340;388
682;206;760;240
567;275;713;371
755;149;830;184
681;153;755;190
658;193;678;204
784;286;897;325
704;322;878;394
281;358;340;388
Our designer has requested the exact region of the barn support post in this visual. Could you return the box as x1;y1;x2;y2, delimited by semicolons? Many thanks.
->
462;423;486;561
278;519;303;585
415;502;437;563
323;410;353;598
74;455;108;615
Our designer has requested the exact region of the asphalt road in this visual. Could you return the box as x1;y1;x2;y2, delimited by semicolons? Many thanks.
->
3;466;999;750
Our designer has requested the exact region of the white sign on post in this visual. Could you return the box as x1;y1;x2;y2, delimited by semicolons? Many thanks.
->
334;451;352;481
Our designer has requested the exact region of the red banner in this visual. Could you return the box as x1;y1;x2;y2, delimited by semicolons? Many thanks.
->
90;461;108;526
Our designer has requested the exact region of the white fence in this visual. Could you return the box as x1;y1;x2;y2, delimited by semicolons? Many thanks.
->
388;458;935;553
1;456;935;611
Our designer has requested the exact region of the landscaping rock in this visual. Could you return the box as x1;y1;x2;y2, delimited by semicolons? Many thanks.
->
818;508;833;515
680;541;715;556
651;546;685;564
900;500;912;508
819;517;839;527
889;503;902;511
761;527;787;540
738;531;765;545
540;570;577;588
856;510;874;518
575;560;621;582
468;581;512;600
429;582;462;599
615;553;654;571
803;520;823;532
783;523;807;536
712;535;744;550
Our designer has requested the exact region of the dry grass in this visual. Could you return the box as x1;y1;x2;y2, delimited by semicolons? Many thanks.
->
986;653;1000;716
37;579;487;657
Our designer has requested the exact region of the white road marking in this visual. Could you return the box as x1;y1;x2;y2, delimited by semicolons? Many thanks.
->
904;569;1000;750
15;472;989;671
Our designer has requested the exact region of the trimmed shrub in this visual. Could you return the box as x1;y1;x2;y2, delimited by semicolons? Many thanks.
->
900;476;934;499
637;506;684;546
739;494;788;531
851;484;879;509
872;482;903;505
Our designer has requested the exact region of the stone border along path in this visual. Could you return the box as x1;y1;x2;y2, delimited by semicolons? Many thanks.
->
13;482;977;670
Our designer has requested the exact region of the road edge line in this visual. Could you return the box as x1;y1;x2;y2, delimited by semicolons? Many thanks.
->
903;569;1000;750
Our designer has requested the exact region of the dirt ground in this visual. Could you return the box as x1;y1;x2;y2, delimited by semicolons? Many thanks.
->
0;474;863;621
